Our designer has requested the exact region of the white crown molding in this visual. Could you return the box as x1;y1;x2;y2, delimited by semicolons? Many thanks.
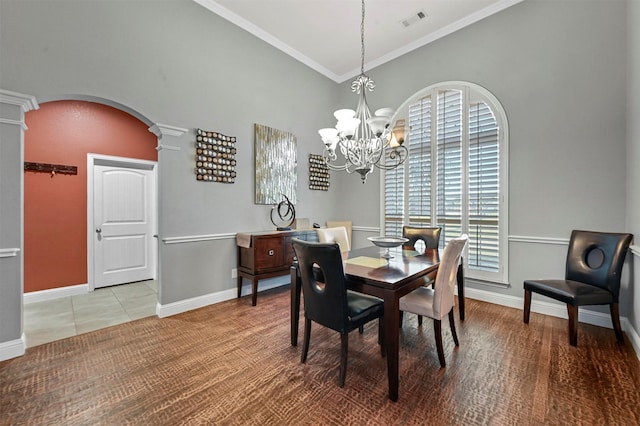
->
0;89;39;112
192;0;341;82
194;0;524;83
0;248;20;258
0;335;26;362
344;0;526;82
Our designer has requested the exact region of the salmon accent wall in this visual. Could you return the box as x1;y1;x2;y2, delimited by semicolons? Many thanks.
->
24;100;158;293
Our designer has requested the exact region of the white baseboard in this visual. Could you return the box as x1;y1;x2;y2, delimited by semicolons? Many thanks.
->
623;318;640;360
24;283;89;304
0;334;26;362
464;287;640;359
157;277;289;318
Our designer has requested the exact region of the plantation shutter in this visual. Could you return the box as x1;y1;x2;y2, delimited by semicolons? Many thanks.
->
407;97;431;228
384;148;404;237
435;90;462;245
382;82;506;282
468;101;500;272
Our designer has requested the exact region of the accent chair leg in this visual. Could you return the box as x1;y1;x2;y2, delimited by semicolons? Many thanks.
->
301;318;311;363
358;325;364;334
418;315;423;326
610;303;624;343
398;311;404;327
523;289;532;324
434;319;446;367
567;304;578;346
448;310;459;347
339;332;348;387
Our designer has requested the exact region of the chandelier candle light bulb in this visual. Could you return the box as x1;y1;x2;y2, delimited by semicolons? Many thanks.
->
318;0;408;183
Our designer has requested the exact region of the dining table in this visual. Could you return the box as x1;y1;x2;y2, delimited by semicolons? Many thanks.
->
290;244;465;402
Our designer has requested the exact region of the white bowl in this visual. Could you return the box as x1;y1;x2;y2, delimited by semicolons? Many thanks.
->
367;236;409;248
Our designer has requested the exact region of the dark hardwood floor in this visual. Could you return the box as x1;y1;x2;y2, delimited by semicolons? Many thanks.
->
1;285;639;425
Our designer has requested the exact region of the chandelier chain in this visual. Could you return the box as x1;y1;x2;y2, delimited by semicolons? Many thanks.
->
317;0;408;183
360;0;365;76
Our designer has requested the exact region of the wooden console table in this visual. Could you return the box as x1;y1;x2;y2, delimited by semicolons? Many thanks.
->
236;229;318;306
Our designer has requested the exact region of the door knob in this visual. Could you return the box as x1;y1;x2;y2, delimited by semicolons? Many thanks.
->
96;228;102;233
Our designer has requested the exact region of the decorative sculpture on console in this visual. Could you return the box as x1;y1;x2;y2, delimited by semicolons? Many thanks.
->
270;194;296;231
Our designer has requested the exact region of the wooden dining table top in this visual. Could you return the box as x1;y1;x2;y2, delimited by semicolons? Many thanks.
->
341;245;440;288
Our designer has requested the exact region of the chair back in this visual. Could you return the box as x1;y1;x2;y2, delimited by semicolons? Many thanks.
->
432;235;468;319
326;221;352;248
402;226;442;250
317;226;351;252
565;230;633;300
292;239;349;333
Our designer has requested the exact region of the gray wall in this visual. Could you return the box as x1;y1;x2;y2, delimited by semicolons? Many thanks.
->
627;0;640;336
344;0;634;312
0;0;638;351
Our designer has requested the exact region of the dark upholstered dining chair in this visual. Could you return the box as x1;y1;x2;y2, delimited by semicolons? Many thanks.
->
291;238;384;387
402;226;442;252
523;230;633;346
399;235;468;367
402;226;442;325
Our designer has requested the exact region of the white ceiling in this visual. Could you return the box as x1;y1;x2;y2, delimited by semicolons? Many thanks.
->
193;0;523;83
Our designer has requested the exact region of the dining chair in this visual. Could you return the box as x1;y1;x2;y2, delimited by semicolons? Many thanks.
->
402;226;442;252
523;230;633;346
399;234;468;367
316;226;351;253
292;238;384;387
326;220;352;248
402;226;442;325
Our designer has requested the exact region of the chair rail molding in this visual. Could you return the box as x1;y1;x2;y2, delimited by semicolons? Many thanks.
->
630;245;640;257
0;248;20;258
162;232;236;244
508;235;569;245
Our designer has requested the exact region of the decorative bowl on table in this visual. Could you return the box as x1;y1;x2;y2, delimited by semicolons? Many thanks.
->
367;236;409;259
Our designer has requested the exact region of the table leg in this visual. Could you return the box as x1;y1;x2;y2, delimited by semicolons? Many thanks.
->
290;265;301;346
251;278;258;306
383;289;400;402
457;262;465;321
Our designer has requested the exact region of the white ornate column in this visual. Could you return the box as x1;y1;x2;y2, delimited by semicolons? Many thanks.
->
0;89;38;361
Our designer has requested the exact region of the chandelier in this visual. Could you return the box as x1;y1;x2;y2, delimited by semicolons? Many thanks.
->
318;0;408;183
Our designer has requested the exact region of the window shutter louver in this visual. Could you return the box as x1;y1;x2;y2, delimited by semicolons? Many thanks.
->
436;90;463;246
408;97;431;228
468;101;500;272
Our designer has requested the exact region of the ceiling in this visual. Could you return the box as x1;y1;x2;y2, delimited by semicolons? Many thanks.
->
193;0;523;83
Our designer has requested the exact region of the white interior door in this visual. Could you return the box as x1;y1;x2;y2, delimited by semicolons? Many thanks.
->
93;162;155;288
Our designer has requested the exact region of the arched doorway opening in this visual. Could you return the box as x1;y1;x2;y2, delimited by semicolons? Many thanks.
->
23;97;159;347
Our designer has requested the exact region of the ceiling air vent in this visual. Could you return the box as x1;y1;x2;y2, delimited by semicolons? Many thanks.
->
401;9;427;28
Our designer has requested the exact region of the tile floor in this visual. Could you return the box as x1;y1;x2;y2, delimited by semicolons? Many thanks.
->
24;280;157;348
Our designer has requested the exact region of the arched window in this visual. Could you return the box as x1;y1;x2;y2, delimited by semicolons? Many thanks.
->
383;82;508;284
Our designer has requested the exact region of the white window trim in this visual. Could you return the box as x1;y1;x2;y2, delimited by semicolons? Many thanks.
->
380;81;509;285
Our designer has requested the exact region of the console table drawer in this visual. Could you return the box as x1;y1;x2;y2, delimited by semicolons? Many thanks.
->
254;236;284;272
